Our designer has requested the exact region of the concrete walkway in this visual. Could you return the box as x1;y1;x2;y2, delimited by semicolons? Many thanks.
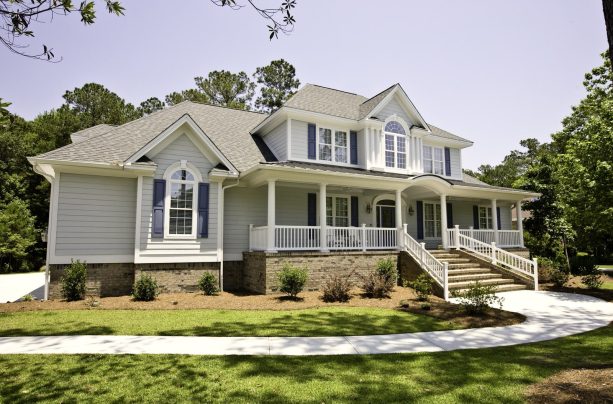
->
0;272;45;303
0;291;611;356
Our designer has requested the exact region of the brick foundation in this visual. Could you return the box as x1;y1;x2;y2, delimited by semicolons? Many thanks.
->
242;251;400;294
222;261;244;291
48;263;135;299
135;262;221;293
397;251;445;298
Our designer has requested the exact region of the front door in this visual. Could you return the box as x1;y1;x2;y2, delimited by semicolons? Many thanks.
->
376;200;396;228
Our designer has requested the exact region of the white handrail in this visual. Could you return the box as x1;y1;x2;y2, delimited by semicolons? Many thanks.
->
402;231;449;300
455;229;538;290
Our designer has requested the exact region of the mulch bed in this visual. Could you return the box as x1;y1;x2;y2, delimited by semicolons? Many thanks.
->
540;274;613;302
525;368;613;403
0;287;526;329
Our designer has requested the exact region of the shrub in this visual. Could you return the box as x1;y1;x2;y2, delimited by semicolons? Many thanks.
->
277;263;308;298
536;257;557;283
21;294;33;302
581;266;604;289
198;272;219;296
132;273;159;301
570;255;597;276
60;259;87;301
376;258;398;285
411;274;433;301
420;302;431;311
550;267;570;287
399;299;410;309
321;274;352;302
451;281;503;315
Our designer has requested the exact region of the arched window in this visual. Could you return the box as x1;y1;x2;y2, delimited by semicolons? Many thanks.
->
384;120;407;169
167;167;198;237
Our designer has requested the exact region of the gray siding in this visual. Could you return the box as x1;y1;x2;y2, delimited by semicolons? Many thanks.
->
139;133;219;260
55;173;136;257
224;186;267;258
263;120;288;161
376;97;413;127
290;119;309;160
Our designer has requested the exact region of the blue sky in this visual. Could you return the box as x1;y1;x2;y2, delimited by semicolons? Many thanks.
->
1;0;608;169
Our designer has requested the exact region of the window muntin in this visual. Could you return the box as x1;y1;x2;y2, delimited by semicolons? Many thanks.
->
384;121;407;169
423;145;444;175
334;130;347;163
424;202;441;238
479;206;493;230
326;196;350;227
167;168;197;237
319;128;332;161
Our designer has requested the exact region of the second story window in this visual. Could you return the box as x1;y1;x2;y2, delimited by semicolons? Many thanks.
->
384;121;407;169
319;127;348;163
423;145;444;175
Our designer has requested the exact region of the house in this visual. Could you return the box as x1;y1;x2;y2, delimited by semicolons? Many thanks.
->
29;83;539;300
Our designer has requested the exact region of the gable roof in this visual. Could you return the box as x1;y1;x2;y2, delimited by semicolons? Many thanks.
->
35;102;267;172
358;85;396;120
283;84;368;120
70;124;116;143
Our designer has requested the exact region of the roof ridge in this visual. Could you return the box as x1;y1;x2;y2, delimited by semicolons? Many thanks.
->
360;83;397;105
184;100;269;115
306;83;366;98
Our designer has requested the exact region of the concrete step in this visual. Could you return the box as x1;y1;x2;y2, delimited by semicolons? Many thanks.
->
447;268;494;275
448;278;516;290
445;262;484;269
452;284;527;294
438;258;472;264
447;273;503;281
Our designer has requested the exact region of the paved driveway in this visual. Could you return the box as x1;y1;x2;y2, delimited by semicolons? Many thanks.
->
0;272;45;303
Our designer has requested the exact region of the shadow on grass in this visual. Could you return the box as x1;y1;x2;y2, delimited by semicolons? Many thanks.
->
0;323;611;403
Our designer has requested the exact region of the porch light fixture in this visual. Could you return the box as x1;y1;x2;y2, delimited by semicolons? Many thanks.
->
408;205;414;216
366;203;372;214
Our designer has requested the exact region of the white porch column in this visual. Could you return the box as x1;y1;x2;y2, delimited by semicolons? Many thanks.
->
516;200;524;247
491;199;499;245
319;183;328;252
266;179;276;252
395;188;403;250
440;194;448;249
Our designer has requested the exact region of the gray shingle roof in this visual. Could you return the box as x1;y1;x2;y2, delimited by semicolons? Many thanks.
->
426;124;473;144
36;102;267;172
358;84;396;120
284;84;367;120
70;124;116;143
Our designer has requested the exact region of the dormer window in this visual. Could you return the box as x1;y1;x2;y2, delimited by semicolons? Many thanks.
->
384;121;407;169
423;145;444;175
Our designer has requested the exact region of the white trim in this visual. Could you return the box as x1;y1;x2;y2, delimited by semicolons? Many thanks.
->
324;194;351;227
422;145;445;175
47;172;60;272
126;114;238;175
163;164;200;240
135;254;219;264
50;255;134;265
382;116;409;170
134;175;143;261
315;124;352;165
286;117;292;160
423;201;442;239
216;181;223;262
365;85;431;132
477;205;494;230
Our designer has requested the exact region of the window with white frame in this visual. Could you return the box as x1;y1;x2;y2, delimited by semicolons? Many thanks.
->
423;145;444;175
384;121;407;169
318;127;348;163
479;206;493;229
326;196;349;227
424;202;441;238
167;168;197;237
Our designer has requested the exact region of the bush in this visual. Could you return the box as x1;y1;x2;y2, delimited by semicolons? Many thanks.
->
360;259;397;299
198;272;219;296
21;294;33;302
420;302;431;311
277;263;308;298
60;259;87;301
570;255;597;276
411;274;433;301
321;274;352;302
581;266;604;289
132;273;159;301
451;281;503;315
376;258;398;285
550;267;570;287
536;257;557;283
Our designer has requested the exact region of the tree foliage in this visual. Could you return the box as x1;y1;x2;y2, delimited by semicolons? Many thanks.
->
253;59;300;112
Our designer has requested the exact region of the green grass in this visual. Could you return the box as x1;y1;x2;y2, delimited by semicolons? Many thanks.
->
0;307;463;337
602;281;613;290
597;264;613;269
0;323;611;403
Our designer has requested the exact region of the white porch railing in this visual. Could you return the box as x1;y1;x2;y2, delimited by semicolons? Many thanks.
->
249;224;398;252
446;228;522;248
450;226;538;290
402;231;449;300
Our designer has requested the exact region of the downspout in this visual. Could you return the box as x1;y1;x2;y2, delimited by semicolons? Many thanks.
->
219;178;240;292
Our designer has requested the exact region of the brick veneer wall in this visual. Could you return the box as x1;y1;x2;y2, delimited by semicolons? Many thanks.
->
135;262;220;293
397;251;445;298
48;263;135;299
222;261;243;291
242;251;400;294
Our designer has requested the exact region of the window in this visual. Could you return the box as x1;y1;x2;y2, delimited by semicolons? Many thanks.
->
424;203;441;238
167;168;198;237
384;121;407;169
479;206;493;229
318;127;349;164
423;145;444;175
326;196;349;227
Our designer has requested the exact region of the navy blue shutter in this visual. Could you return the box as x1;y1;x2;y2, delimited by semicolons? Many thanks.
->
446;202;453;228
152;179;165;238
350;131;358;165
307;193;316;226
307;123;316;159
351;196;359;227
496;207;501;230
444;147;451;176
416;201;424;240
197;183;209;238
473;205;480;229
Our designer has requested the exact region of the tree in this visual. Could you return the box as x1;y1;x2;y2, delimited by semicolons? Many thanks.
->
168;70;255;110
213;0;296;40
138;97;165;116
62;83;140;127
0;0;124;60
253;59;300;112
0;98;11;128
0;199;38;273
604;0;613;66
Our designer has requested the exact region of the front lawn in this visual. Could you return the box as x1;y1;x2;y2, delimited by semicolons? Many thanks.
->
0;323;611;403
0;307;470;337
